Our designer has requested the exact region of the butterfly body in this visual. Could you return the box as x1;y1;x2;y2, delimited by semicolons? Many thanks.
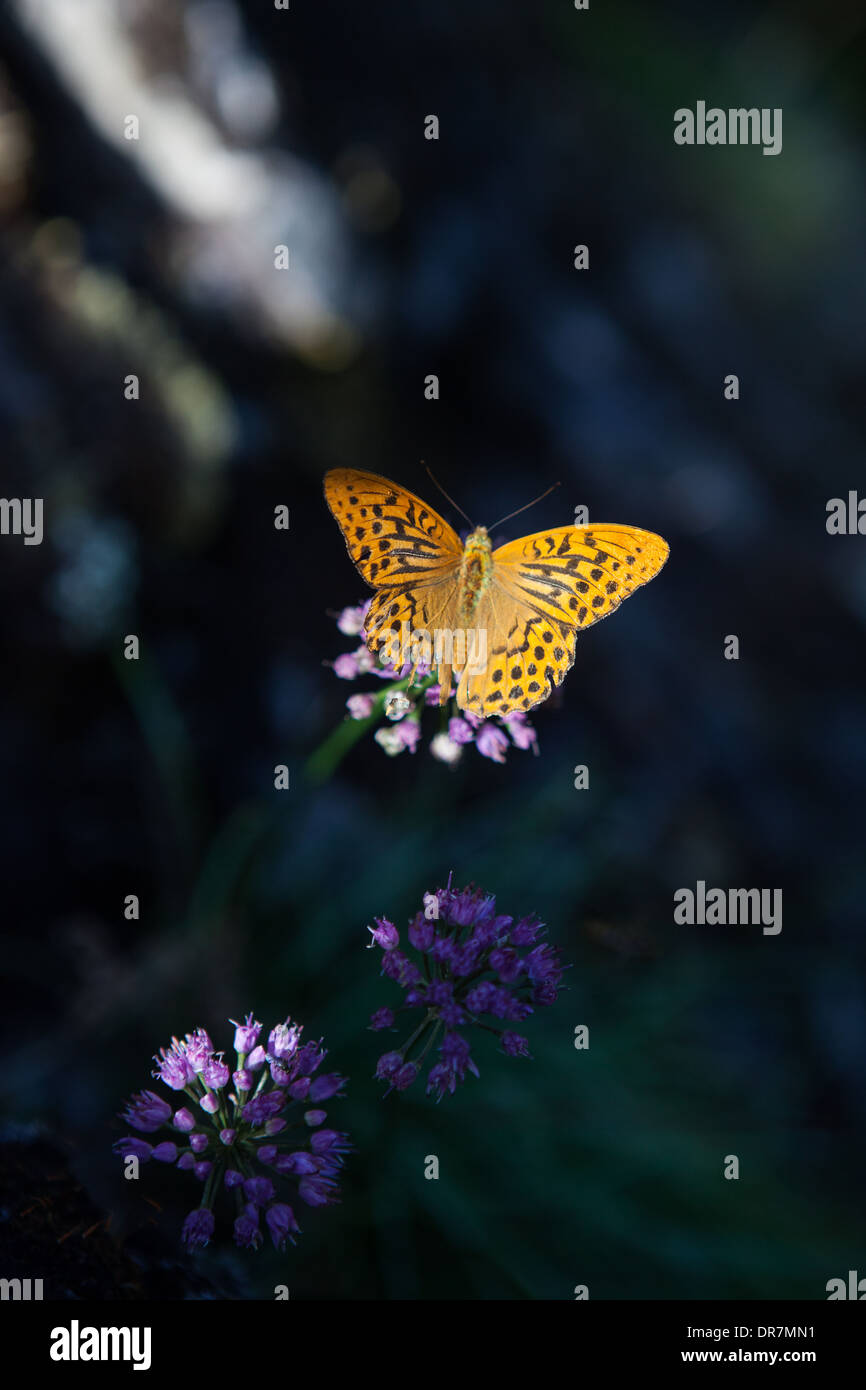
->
325;468;668;718
456;528;493;626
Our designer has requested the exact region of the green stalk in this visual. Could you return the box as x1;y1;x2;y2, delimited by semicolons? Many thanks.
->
304;673;437;784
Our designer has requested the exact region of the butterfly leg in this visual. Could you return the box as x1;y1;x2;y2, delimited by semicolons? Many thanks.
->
438;663;453;705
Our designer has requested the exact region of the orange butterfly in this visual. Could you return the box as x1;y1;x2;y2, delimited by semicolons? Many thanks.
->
324;469;668;717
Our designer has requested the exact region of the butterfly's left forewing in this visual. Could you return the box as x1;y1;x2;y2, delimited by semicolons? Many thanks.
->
456;524;668;716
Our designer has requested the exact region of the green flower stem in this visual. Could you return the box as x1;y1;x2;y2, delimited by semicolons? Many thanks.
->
474;1021;504;1037
399;1008;437;1059
304;673;437;785
413;1019;443;1069
201;1163;220;1212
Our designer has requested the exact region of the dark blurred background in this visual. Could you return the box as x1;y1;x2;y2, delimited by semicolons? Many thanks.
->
1;0;865;1300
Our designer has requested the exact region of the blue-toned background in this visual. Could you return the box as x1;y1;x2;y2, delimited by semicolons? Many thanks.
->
1;0;864;1299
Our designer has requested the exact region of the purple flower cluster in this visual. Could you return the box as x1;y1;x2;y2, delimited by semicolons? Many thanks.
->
330;600;538;763
367;878;566;1100
114;1014;350;1251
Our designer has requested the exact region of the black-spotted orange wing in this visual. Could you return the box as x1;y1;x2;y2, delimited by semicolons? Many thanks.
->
324;468;465;660
453;524;669;717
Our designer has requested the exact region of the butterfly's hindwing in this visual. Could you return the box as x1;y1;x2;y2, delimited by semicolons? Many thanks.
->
364;581;461;661
456;596;576;717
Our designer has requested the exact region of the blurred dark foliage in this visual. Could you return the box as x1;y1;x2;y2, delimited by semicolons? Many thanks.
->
0;0;865;1299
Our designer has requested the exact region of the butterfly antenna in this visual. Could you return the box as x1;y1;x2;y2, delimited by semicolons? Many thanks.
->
485;481;561;532
424;463;475;528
